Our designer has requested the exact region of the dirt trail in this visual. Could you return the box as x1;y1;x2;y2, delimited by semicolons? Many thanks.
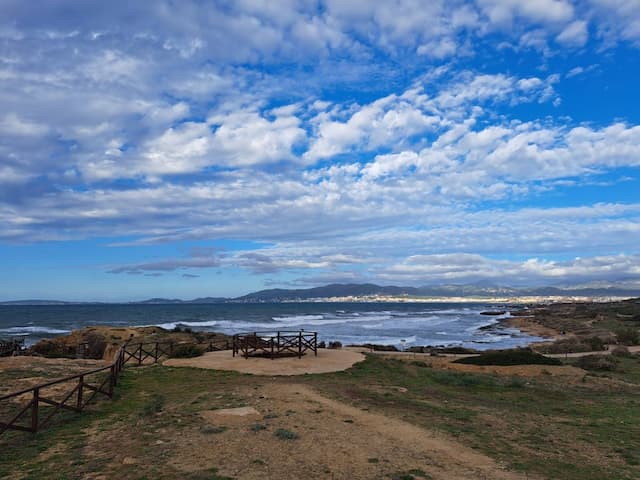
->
168;382;532;480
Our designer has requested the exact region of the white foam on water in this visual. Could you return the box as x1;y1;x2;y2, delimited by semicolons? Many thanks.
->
0;326;70;335
272;314;325;322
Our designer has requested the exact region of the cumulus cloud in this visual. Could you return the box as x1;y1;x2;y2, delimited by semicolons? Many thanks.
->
1;2;640;295
376;253;640;286
108;250;221;275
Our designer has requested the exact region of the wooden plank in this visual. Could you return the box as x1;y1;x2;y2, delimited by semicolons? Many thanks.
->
0;400;34;435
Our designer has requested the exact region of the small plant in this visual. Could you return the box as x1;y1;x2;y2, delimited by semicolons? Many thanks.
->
84;331;107;359
274;428;299;440
507;376;526;388
616;327;639;345
250;423;267;432
142;393;165;416
611;345;632;357
169;344;204;358
390;469;432;480
454;348;561;366
576;354;619;371
200;425;227;434
328;340;343;349
410;361;429;368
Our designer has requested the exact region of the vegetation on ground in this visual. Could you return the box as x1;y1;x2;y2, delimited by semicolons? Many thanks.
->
453;348;562;366
169;344;205;359
1;339;639;480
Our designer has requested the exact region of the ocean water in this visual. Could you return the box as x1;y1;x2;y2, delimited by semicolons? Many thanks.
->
0;302;543;350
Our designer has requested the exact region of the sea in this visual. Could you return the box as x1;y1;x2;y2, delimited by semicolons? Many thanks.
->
0;302;544;350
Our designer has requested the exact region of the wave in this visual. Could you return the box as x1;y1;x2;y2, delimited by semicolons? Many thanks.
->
143;320;219;331
272;314;324;322
0;326;71;335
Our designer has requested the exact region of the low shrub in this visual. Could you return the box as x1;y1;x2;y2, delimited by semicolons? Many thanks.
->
142;393;165;416
616;327;639;346
30;339;74;358
328;341;342;349
584;336;607;351
576;354;619;371
274;428;299;440
169;344;204;358
84;331;107;359
200;425;227;434
536;337;597;354
453;349;561;366
611;345;632;358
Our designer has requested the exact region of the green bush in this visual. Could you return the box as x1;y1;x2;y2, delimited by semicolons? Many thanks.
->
274;428;299;440
453;349;561;366
611;346;632;358
616;327;639;346
84;331;107;359
169;344;204;358
576;354;619;371
142;393;165;416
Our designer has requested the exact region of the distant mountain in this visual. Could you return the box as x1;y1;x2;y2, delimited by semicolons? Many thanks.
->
0;300;88;305
233;283;421;302
135;297;228;304
233;283;640;302
2;283;639;305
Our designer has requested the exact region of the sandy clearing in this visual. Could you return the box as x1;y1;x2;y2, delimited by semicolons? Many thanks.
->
163;348;365;375
167;382;531;480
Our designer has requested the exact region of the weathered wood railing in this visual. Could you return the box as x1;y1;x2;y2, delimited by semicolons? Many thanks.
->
0;338;25;357
0;338;229;436
232;331;317;359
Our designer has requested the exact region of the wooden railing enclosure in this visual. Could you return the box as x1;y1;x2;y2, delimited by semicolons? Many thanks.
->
0;338;25;357
0;338;229;436
232;331;317;359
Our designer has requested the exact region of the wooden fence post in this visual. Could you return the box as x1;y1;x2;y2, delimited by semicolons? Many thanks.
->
77;375;84;410
298;331;302;358
31;388;39;433
108;365;115;397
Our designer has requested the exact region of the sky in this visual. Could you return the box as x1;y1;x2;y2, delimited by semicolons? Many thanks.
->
1;0;640;301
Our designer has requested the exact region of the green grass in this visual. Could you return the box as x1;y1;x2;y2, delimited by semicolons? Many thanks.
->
2;352;640;480
306;354;640;480
453;349;562;366
0;365;244;480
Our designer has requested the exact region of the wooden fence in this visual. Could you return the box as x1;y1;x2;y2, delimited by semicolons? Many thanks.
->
232;331;317;359
0;338;229;436
0;338;25;357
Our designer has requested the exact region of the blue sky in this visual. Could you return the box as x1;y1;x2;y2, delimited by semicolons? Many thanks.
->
1;0;640;301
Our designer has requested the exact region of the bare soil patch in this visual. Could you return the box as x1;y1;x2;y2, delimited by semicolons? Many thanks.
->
164;348;365;375
166;382;529;480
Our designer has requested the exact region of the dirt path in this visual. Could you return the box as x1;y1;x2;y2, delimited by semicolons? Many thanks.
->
167;382;532;480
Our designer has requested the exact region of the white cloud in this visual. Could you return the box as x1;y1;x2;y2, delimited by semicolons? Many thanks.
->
556;20;589;46
377;253;640;285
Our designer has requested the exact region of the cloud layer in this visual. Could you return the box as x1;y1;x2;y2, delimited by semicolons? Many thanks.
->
1;1;640;294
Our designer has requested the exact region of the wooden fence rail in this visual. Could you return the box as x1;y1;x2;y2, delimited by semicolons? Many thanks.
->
232;331;317;359
0;338;26;357
0;338;229;436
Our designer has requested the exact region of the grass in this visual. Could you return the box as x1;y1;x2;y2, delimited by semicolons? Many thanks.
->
0;365;244;480
453;348;562;366
2;351;639;480
306;354;640;480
